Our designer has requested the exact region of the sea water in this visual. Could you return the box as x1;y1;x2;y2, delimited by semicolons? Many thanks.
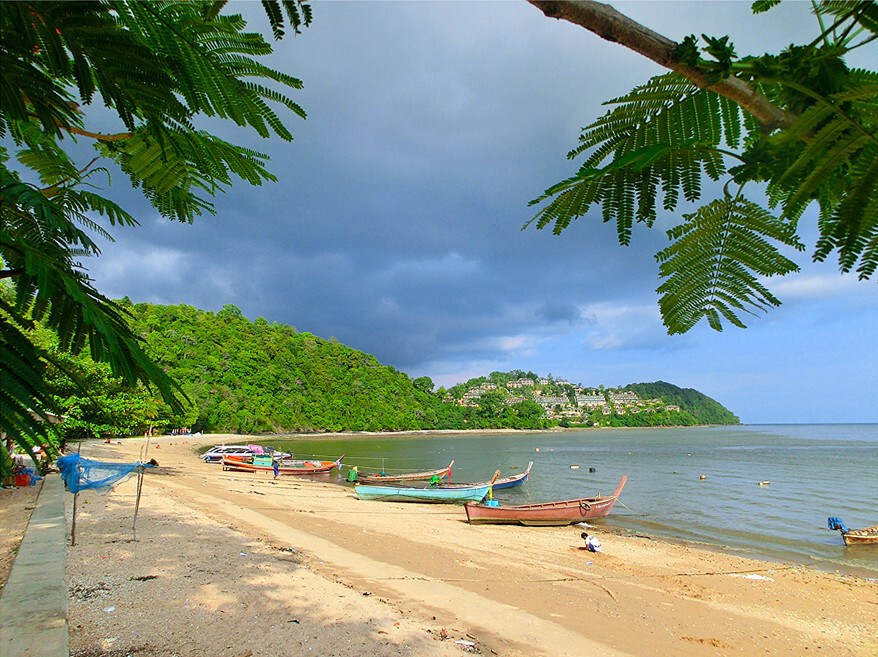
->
268;424;878;575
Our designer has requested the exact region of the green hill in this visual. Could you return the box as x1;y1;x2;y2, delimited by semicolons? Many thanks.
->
624;381;739;425
45;302;739;437
125;301;457;433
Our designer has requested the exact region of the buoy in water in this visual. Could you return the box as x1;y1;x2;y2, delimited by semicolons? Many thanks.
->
699;474;706;480
535;448;540;452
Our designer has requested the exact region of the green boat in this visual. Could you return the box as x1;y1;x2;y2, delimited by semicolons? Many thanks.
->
354;482;491;504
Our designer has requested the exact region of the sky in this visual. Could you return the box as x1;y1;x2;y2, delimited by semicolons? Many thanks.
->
77;1;877;424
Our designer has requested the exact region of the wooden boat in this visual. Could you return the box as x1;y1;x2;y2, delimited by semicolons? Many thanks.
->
222;454;343;475
828;517;878;545
441;462;533;490
464;475;628;526
355;460;454;484
354;482;491;504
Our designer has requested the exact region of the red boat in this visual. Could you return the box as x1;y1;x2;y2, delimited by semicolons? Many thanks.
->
222;454;343;475
355;460;454;484
463;475;628;526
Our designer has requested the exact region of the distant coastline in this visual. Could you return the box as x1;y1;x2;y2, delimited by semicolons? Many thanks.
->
193;424;722;443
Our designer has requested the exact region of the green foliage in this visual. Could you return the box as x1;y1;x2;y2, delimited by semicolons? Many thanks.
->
126;302;448;433
0;2;309;455
656;191;803;332
38;312;737;435
624;381;740;424
412;376;435;393
45;354;181;441
529;1;877;333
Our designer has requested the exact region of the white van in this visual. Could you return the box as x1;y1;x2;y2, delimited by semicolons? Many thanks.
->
201;445;253;462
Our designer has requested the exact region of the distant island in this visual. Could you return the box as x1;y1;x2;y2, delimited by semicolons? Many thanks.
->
45;301;739;440
444;375;739;428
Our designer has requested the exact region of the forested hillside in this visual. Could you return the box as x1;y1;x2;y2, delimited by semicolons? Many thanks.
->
625;381;739;425
126;302;458;433
45;302;738;437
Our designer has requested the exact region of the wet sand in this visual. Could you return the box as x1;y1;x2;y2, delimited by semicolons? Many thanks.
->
65;434;877;657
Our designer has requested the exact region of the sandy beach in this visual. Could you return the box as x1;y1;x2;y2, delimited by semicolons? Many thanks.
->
56;433;877;657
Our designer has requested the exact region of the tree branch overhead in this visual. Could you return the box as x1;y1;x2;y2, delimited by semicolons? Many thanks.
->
527;0;795;131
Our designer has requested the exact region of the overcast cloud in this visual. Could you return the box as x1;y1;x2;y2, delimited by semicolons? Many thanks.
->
80;1;877;423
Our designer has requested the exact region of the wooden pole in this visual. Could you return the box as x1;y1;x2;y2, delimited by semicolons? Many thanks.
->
132;466;144;541
488;469;501;501
71;492;78;546
71;440;82;546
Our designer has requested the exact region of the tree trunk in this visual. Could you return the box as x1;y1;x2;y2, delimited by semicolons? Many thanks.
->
527;0;795;132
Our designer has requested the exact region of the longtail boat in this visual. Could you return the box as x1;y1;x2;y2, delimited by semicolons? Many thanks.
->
222;454;343;475
828;517;878;545
354;482;491;504
464;475;628;526
355;460;454;484
442;462;533;491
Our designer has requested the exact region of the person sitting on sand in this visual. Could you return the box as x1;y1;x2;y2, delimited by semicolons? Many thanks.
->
581;532;602;552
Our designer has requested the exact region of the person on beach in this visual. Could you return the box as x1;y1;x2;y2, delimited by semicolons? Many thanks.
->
582;532;602;552
273;458;279;480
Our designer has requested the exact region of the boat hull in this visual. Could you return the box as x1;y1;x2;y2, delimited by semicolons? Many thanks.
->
355;483;491;504
222;454;343;475
841;525;878;545
442;462;533;491
356;460;454;484
464;475;627;526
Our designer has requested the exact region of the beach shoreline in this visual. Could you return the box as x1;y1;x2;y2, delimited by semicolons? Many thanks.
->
62;433;876;657
206;424;725;440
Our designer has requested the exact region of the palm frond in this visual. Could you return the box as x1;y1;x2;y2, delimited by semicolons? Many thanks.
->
529;73;747;243
813;144;878;277
818;1;878;37
766;77;878;276
96;128;275;223
655;194;804;334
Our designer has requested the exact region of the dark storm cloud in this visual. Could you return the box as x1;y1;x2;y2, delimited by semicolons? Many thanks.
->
536;301;584;325
77;2;878;421
88;0;670;370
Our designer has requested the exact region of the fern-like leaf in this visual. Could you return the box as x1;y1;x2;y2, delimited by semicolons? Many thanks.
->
766;76;878;277
529;73;747;243
656;194;804;334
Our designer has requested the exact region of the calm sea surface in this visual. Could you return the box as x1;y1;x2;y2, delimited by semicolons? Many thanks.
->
260;424;878;576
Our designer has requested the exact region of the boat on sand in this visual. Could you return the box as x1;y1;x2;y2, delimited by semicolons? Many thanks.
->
464;475;628;526
222;454;343;475
441;462;533;490
354;460;454;484
354;481;491;504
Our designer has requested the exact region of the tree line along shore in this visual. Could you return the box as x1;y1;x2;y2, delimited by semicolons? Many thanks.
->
35;301;738;442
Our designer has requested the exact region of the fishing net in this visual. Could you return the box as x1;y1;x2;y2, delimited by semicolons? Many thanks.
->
56;454;155;494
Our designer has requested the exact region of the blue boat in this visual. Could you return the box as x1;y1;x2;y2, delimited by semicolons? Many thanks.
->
441;462;532;491
354;482;492;504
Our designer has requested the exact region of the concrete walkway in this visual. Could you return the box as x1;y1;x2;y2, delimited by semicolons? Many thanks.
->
0;475;68;657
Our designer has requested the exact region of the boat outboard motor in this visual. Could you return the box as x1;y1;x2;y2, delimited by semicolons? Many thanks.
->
828;517;850;533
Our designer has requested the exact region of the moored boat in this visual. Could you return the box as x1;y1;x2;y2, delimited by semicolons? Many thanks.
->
464;475;628;526
354;460;454;484
354;481;491;504
828;517;878;545
222;454;343;475
441;462;533;490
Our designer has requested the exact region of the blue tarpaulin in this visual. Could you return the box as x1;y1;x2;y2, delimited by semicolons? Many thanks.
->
56;454;155;494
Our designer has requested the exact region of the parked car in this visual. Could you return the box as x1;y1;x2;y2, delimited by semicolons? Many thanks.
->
201;445;254;462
